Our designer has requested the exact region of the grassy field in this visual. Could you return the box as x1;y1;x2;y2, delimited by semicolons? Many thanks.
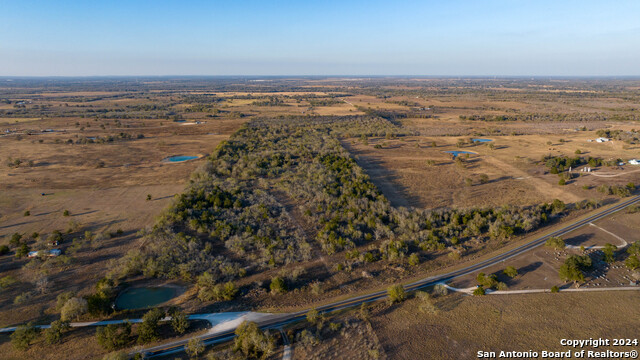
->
370;291;640;360
345;130;640;210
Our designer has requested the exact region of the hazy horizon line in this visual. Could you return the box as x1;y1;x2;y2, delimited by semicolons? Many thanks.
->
2;75;640;79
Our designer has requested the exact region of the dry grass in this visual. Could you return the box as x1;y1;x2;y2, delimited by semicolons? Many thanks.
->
345;128;640;210
370;291;640;360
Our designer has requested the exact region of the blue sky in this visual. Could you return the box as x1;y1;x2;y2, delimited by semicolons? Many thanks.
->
1;0;639;76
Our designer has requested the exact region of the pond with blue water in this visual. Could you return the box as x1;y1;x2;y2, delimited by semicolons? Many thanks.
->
115;286;179;310
471;138;493;143
164;155;199;163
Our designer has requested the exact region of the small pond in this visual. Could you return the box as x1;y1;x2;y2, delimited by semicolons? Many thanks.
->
164;155;199;163
444;150;476;158
115;286;179;310
471;138;493;143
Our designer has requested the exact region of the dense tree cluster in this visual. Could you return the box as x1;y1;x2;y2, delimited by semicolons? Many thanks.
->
541;154;627;174
112;116;566;292
251;97;287;106
559;255;592;282
597;184;632;198
461;112;640;122
69;133;144;144
596;129;640;144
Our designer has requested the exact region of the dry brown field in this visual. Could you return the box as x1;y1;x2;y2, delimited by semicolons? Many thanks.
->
345;129;640;210
369;291;640;360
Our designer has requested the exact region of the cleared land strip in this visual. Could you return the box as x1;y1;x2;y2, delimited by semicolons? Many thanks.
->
482;155;582;203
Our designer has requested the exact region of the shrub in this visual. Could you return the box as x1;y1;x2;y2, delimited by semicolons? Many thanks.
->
15;243;30;258
186;338;205;358
11;322;39;351
559;255;592;282
10;232;23;247
473;286;486;296
476;272;499;289
197;276;239;302
503;266;518;278
216;282;239;301
598;184;631;197
23;210;30;216
0;245;9;255
296;329;319;347
625;255;640;270
558;178;566;186
545;237;565;250
551;199;566;214
269;277;287;294
432;283;448;297
87;292;112;316
61;297;88;321
97;322;132;351
387;284;406;303
233;321;275;359
0;275;17;289
309;281;323;295
602;243;617;264
14;292;32;305
551;286;560;293
44;320;70;344
50;230;64;245
137;308;165;344
408;253;420;266
63;210;70;217
416;291;437;314
306;308;320;325
169;308;190;335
